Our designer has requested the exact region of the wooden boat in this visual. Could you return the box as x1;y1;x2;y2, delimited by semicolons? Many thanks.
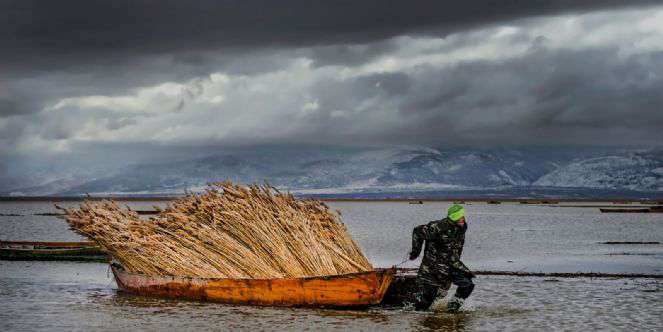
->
599;208;648;213
599;206;663;213
0;241;107;262
519;200;559;204
600;241;660;245
111;263;395;308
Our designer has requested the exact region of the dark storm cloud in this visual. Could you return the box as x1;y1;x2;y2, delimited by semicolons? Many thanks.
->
1;0;663;158
0;0;658;121
308;41;397;67
2;0;660;74
367;47;663;146
266;32;663;148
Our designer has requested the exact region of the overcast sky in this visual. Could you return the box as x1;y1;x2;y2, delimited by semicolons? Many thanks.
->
2;0;663;164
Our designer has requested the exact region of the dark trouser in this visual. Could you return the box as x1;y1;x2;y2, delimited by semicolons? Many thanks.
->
414;268;475;311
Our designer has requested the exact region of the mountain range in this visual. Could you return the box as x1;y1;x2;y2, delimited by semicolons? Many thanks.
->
2;146;662;197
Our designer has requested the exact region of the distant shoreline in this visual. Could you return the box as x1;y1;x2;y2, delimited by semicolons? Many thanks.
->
0;196;661;204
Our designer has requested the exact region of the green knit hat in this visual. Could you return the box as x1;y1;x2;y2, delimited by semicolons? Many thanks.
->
448;205;465;222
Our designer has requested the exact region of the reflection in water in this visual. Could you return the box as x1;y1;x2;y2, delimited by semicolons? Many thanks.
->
313;308;390;324
105;290;204;308
87;289;397;330
418;311;470;332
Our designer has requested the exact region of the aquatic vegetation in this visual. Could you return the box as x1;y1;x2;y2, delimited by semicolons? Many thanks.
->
63;182;372;278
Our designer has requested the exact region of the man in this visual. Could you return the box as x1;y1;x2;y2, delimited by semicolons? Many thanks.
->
409;204;475;312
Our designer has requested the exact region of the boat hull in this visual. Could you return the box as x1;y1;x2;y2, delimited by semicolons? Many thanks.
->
111;265;395;308
599;208;661;213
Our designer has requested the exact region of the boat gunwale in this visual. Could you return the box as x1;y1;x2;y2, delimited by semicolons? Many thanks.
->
111;262;394;282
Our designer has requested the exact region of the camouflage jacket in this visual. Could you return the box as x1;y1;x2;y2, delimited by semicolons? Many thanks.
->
410;218;471;276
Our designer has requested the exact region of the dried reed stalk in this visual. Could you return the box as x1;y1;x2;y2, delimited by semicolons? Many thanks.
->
63;182;372;278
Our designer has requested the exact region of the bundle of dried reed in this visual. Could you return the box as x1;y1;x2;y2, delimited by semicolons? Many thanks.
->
63;182;372;278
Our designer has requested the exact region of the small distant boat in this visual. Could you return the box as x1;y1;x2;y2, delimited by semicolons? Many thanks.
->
0;241;107;262
519;200;559;204
487;200;501;204
599;206;663;213
111;263;395;308
408;200;424;204
599;241;660;245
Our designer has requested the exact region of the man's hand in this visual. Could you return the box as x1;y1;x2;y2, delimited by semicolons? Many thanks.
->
465;270;476;279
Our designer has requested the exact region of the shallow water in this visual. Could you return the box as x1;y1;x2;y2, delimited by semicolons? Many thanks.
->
1;201;662;330
1;261;661;331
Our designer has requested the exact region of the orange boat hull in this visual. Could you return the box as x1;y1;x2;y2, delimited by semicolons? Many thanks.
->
111;265;395;307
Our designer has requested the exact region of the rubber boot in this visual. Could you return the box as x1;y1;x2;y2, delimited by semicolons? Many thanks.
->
446;296;464;313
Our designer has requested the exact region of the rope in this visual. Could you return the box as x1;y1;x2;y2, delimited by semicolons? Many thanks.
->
393;252;411;268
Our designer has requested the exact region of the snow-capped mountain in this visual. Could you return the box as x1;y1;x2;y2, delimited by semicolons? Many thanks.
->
3;146;662;196
534;150;663;191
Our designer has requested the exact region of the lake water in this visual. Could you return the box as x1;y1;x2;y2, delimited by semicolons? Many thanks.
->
1;201;662;331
